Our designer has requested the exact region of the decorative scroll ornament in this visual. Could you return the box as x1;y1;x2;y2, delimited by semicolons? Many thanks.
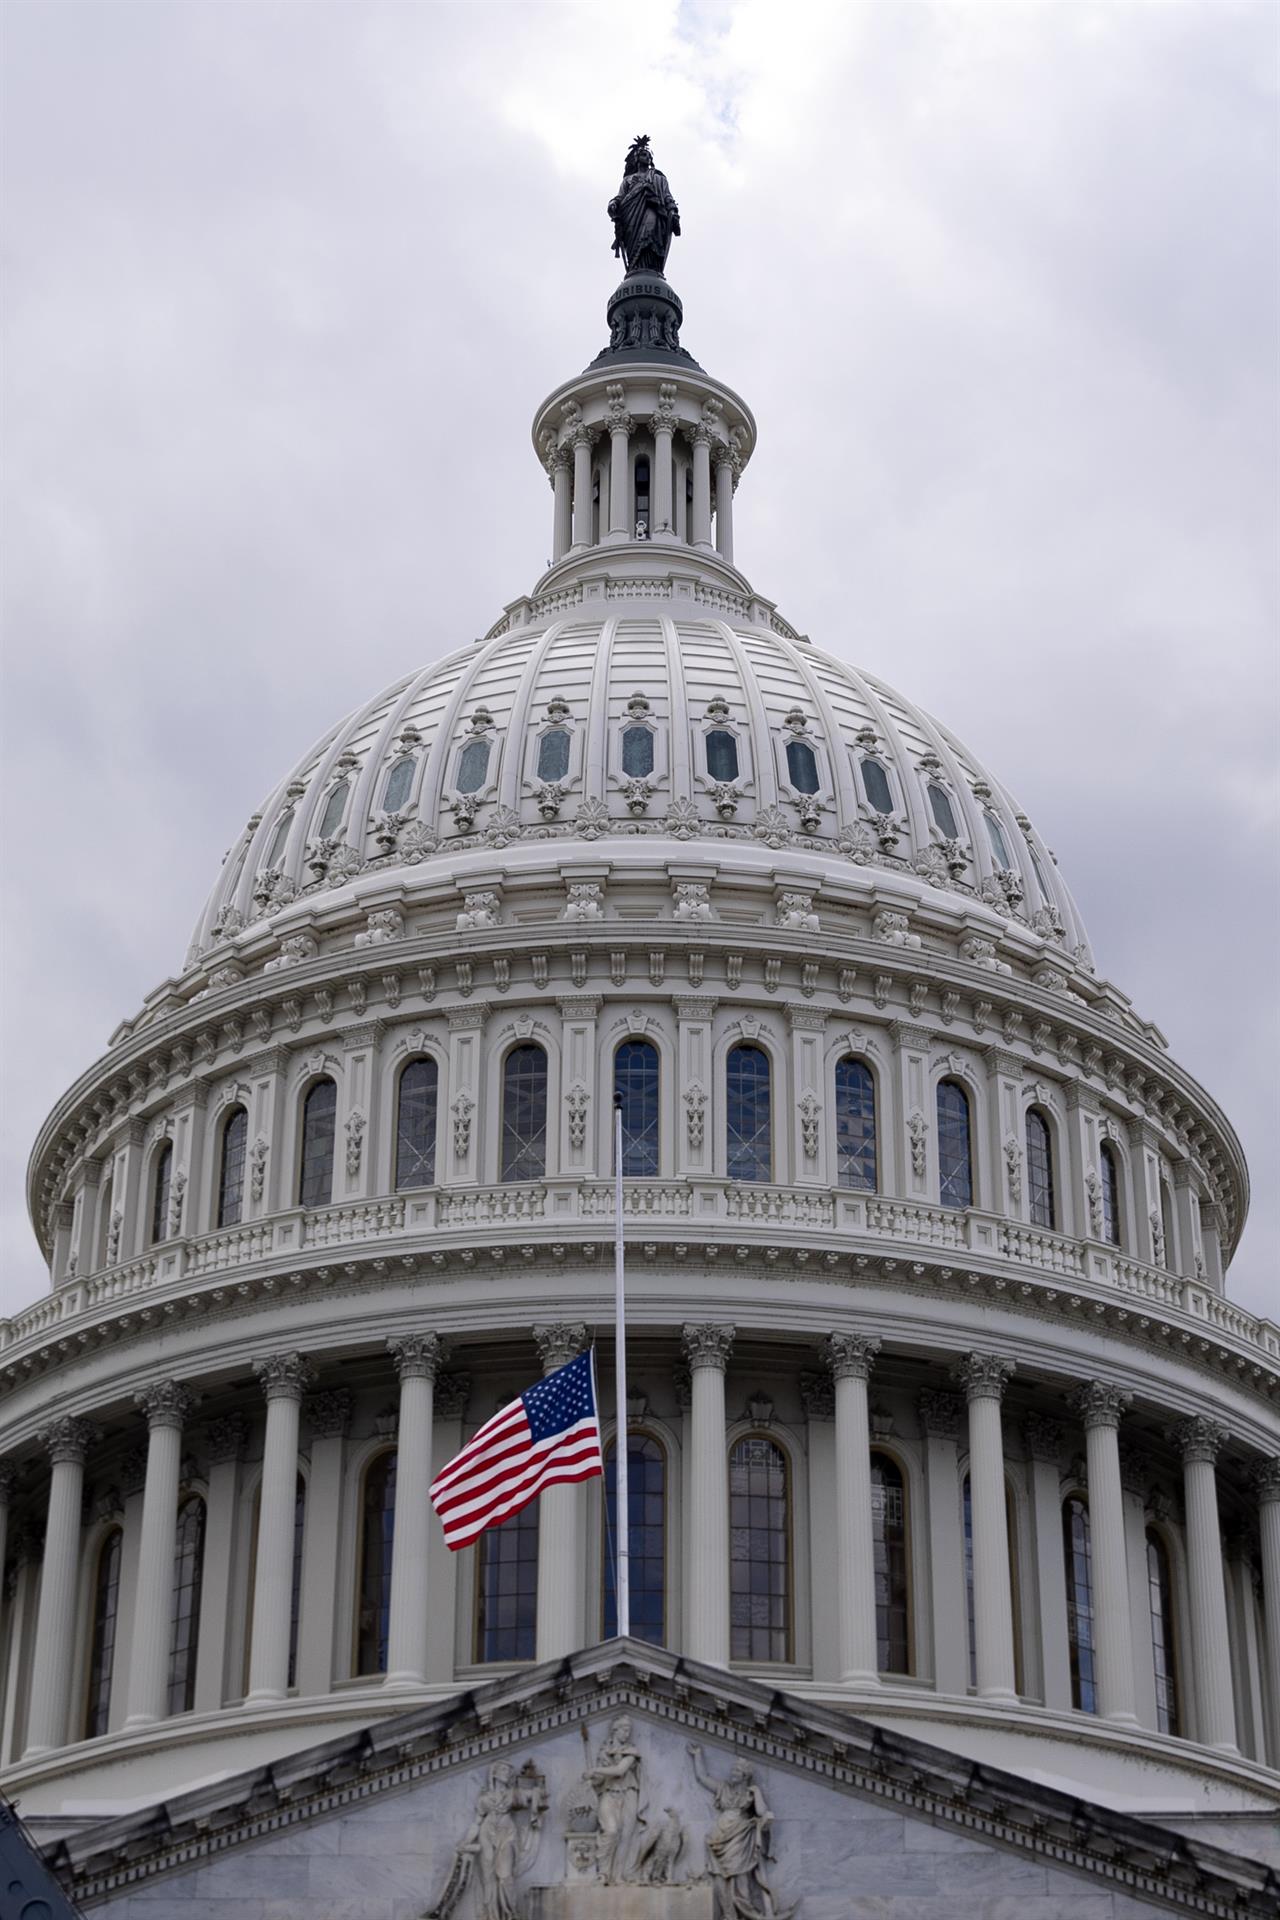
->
204;1413;249;1463
457;891;500;932
425;1760;547;1920
38;1414;98;1466
798;1092;821;1160
825;1331;879;1381
953;1353;1016;1401
253;1352;314;1403
354;909;405;948
1084;1166;1104;1238
681;1323;735;1372
1004;1135;1022;1203
250;1135;269;1203
1149;1207;1166;1266
387;1333;443;1381
565;1083;590;1152
872;909;920;949
1068;1382;1133;1430
264;933;318;973
135;1380;197;1430
344;1110;366;1178
918;1390;964;1439
777;891;819;932
563;881;604;922
451;1092;475;1159
1023;1414;1063;1462
673;881;713;923
907;1110;927;1178
683;1082;707;1151
533;1322;589;1372
959;935;1012;976
106;1209;123;1265
1170;1415;1227;1465
305;1391;352;1439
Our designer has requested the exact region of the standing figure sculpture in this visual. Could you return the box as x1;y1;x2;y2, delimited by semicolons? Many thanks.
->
583;1713;647;1883
608;135;681;276
425;1761;546;1920
687;1744;796;1920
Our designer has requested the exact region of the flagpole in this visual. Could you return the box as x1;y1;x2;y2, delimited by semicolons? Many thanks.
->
613;1093;629;1640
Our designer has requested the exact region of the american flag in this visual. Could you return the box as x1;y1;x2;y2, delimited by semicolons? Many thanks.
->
429;1349;603;1551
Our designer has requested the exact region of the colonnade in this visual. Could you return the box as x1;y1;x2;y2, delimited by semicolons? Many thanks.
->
547;406;737;565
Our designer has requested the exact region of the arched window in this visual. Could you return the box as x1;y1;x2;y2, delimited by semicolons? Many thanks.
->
356;1452;396;1676
150;1142;173;1245
937;1080;973;1210
1062;1495;1096;1713
963;1474;1023;1693
729;1435;790;1662
835;1057;877;1191
621;725;654;777
536;728;571;783
1146;1528;1180;1736
785;740;819;794
1028;845;1054;905
927;783;959;838
456;737;491;794
217;1106;248;1229
382;756;415;813
84;1527;123;1738
395;1057;439;1190
501;1044;548;1182
96;1174;114;1270
476;1502;539;1662
861;757;893;813
1100;1142;1121;1246
1025;1109;1056;1229
726;1044;771;1182
615;1040;660;1177
983;811;1011;867
1160;1179;1177;1271
706;730;739;781
603;1433;666;1645
317;779;349;841
634;455;650;535
299;1078;337;1208
871;1451;910;1674
265;809;294;868
168;1496;206;1715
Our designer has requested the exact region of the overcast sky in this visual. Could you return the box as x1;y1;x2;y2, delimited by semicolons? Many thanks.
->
1;1;1275;1319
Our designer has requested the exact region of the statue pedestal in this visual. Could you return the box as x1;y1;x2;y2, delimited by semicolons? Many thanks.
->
528;1888;713;1920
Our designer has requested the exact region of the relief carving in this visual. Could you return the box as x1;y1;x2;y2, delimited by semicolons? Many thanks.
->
426;1760;547;1920
687;1744;797;1919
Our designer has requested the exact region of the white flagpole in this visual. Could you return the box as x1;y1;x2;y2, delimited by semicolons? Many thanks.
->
613;1093;630;1639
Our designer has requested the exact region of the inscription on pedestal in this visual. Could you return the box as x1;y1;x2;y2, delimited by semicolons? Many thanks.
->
529;1887;714;1920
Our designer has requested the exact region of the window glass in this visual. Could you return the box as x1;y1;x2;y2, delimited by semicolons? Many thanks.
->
706;730;739;781
265;810;293;869
288;1475;306;1689
872;1452;910;1674
217;1107;248;1229
785;740;819;794
456;738;491;794
603;1435;665;1644
726;1044;771;1182
928;782;959;838
835;1058;877;1191
1063;1496;1096;1713
96;1176;114;1270
861;757;893;813
536;728;571;783
150;1143;173;1245
1025;1110;1056;1229
318;780;348;841
621;726;654;777
395;1058;439;1190
984;812;1011;867
1146;1530;1180;1735
168;1496;206;1715
382;756;415;813
476;1502;539;1661
937;1080;973;1209
634;455;650;535
1100;1144;1121;1247
1160;1180;1176;1270
615;1040;660;1177
729;1436;790;1662
501;1045;548;1182
356;1453;396;1676
1029;845;1054;904
299;1079;337;1208
85;1528;123;1739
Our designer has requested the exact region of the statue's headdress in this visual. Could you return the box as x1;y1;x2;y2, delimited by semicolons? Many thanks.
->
624;134;653;172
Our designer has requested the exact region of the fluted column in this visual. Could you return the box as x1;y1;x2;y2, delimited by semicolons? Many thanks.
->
196;1415;247;1714
551;447;572;561
384;1334;442;1687
651;386;676;540
25;1417;97;1754
571;428;595;550
1172;1417;1237;1752
607;395;632;541
0;1465;15;1623
246;1353;313;1703
1069;1383;1137;1723
690;428;713;549
533;1322;589;1661
296;1391;351;1697
828;1333;880;1687
919;1392;968;1695
954;1354;1017;1701
1251;1458;1280;1766
682;1323;734;1665
713;447;735;562
125;1381;195;1727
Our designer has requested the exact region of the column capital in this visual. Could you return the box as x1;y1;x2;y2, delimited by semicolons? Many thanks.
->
918;1390;964;1440
435;1371;473;1421
1065;1081;1101;1115
37;1415;98;1466
1068;1383;1133;1432
607;413;634;440
982;1045;1025;1079
306;1390;353;1439
1170;1415;1228;1465
204;1413;249;1464
798;1372;835;1421
824;1332;880;1382
1118;1442;1152;1498
1023;1414;1063;1462
1249;1456;1280;1504
953;1353;1016;1403
533;1322;589;1374
253;1352;315;1404
135;1379;197;1430
681;1323;735;1373
388;1333;444;1382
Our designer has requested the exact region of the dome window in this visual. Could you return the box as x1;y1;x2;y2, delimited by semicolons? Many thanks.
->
299;1079;337;1209
265;809;294;869
317;781;349;841
1025;1109;1056;1230
1029;845;1054;905
984;812;1011;868
615;1039;660;1176
382;756;415;814
501;1043;548;1182
785;739;820;794
937;1080;973;1210
634;455;650;538
536;727;571;783
456;737;491;795
927;782;959;839
217;1107;248;1229
622;725;654;777
150;1142;173;1246
706;730;739;782
395;1058;438;1191
860;757;893;814
1099;1142;1121;1247
726;1043;771;1182
835;1057;877;1192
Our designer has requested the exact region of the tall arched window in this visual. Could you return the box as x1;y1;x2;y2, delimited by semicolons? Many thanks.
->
603;1433;666;1645
1146;1529;1180;1735
150;1142;173;1245
356;1452;396;1676
937;1080;973;1210
983;811;1012;867
1062;1495;1096;1713
217;1106;248;1228
168;1496;206;1715
1025;1109;1056;1229
615;1040;660;1177
729;1435;790;1662
1028;845;1054;906
84;1527;123;1738
501;1044;548;1182
476;1503;539;1662
726;1044;771;1183
382;755;415;813
96;1175;114;1270
835;1057;877;1191
963;1474;1023;1693
705;730;739;781
299;1078;337;1208
317;779;349;841
861;757;893;813
871;1451;910;1674
1100;1142;1121;1246
785;740;819;794
265;808;294;869
1160;1179;1177;1271
927;783;959;838
634;455;650;535
395;1058;439;1190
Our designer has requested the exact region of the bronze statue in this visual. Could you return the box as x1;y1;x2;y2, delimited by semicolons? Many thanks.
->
608;135;681;276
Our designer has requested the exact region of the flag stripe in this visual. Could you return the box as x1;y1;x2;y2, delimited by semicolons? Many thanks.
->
433;1417;600;1518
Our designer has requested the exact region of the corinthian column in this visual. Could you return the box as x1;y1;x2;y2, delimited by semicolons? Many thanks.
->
246;1352;313;1703
551;446;572;561
1252;1458;1280;1766
25;1416;97;1754
690;427;714;550
533;1322;589;1661
1069;1382;1137;1724
125;1380;196;1728
682;1323;735;1665
606;392;632;541
571;427;596;550
713;447;735;563
650;386;676;540
827;1333;880;1687
384;1334;442;1687
954;1354;1017;1701
1172;1416;1237;1752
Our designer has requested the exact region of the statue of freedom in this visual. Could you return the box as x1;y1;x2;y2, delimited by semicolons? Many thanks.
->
608;135;681;276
